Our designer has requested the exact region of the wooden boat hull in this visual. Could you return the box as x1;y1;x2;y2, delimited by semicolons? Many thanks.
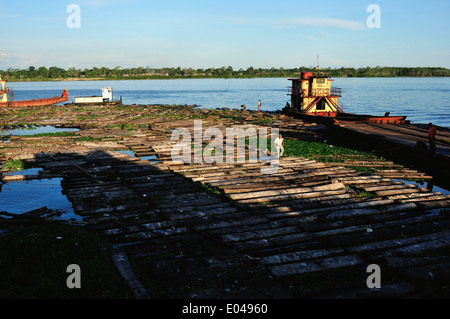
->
70;100;122;106
0;89;68;108
69;96;122;106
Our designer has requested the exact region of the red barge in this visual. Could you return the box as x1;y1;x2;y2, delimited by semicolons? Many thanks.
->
283;71;407;125
0;76;68;108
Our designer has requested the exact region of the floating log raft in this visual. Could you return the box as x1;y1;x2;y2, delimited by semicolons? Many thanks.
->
1;104;450;298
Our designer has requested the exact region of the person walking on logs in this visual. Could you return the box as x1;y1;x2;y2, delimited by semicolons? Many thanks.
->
428;122;436;154
274;134;285;157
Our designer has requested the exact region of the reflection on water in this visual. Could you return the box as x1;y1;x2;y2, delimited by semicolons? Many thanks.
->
0;178;81;222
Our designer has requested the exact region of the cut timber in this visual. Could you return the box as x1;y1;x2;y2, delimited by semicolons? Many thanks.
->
235;189;348;204
269;255;364;277
325;202;418;220
261;248;346;265
228;182;346;200
111;248;151;299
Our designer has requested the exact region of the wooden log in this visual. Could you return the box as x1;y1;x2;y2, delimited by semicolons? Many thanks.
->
221;225;300;243
347;230;450;254
385;256;448;268
325;202;418;220
401;194;450;202
268;255;364;277
205;167;355;186
229;182;346;200
221;180;333;194
387;238;450;257
231;232;314;251
110;248;150;299
363;184;418;192
313;224;382;237
416;199;450;210
194;215;268;231
261;248;346;265
375;188;429;197
235;189;349;204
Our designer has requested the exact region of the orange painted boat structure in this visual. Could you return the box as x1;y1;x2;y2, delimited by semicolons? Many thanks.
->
284;71;407;125
0;89;69;108
0;76;68;108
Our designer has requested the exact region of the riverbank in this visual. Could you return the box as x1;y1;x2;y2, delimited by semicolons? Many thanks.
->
1;103;450;299
2;65;449;82
5;74;450;83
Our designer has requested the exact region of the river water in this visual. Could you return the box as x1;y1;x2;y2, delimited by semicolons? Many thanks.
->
6;77;450;128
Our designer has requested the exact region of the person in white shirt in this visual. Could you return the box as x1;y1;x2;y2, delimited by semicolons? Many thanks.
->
274;134;285;157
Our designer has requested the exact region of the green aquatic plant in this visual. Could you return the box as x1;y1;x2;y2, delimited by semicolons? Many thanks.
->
20;132;78;138
74;136;103;142
283;139;374;159
1;159;33;171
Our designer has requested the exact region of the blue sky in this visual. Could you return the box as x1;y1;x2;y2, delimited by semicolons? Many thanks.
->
1;0;449;69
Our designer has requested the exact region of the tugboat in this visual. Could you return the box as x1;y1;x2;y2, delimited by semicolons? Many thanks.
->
283;71;407;125
0;75;69;108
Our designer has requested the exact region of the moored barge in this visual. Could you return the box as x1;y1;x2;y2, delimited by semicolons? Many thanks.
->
0;76;68;108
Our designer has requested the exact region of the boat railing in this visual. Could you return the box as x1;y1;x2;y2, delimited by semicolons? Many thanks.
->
330;87;341;96
309;88;342;97
288;87;342;97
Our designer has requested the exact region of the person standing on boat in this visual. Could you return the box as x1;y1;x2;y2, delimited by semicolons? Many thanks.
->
428;123;436;153
274;134;285;157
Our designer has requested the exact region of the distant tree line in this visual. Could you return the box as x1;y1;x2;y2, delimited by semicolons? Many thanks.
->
1;65;449;81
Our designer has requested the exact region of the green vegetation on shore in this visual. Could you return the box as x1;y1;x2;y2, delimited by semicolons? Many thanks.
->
1;65;449;82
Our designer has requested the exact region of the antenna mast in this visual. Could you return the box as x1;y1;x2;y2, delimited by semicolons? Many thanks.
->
316;54;320;76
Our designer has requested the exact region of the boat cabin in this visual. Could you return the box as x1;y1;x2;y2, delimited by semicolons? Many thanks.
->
287;72;343;117
0;75;11;103
74;87;114;104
